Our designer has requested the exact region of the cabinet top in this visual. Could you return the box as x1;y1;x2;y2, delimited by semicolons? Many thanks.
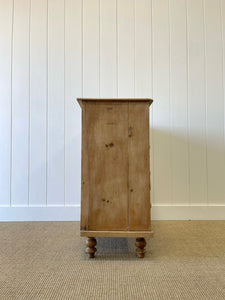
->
77;98;153;108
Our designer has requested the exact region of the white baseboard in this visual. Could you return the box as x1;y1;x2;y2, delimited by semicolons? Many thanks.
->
151;204;225;220
0;204;224;221
0;205;81;221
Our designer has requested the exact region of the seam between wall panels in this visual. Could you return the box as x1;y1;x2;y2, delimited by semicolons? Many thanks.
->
10;0;15;207
64;0;66;206
220;0;225;199
28;0;31;207
81;0;83;98
168;0;173;205
116;0;118;97
185;0;191;206
202;0;209;205
150;0;155;206
99;0;100;97
134;0;135;98
46;0;49;206
127;103;130;230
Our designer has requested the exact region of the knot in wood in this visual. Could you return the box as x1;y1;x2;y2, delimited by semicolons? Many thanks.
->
128;126;133;137
105;142;114;148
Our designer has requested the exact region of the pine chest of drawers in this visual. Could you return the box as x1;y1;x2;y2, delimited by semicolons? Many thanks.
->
77;98;153;258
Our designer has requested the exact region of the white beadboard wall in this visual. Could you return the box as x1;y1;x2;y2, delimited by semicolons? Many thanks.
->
0;0;225;221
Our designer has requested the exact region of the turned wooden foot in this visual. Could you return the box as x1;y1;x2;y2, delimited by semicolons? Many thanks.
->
85;237;97;258
135;238;146;258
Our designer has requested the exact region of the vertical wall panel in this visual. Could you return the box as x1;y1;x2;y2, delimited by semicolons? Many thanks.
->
11;0;30;206
0;0;13;206
222;1;225;170
152;0;172;204
83;0;99;97
1;0;225;219
29;0;47;206
117;0;134;97
170;0;189;204
149;0;154;205
47;0;65;205
100;0;117;97
135;0;154;205
204;0;225;204
187;0;207;204
65;0;82;205
135;0;151;97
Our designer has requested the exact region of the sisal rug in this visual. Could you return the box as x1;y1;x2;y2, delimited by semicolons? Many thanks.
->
0;221;225;299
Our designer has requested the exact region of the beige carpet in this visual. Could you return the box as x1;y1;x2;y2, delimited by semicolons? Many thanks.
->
0;221;225;300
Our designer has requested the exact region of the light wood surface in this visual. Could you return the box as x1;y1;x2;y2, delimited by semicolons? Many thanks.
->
128;103;151;230
77;98;153;107
80;103;90;231
80;230;154;238
79;98;153;257
86;102;129;231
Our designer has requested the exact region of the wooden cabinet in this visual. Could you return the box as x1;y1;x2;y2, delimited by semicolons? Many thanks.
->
77;98;153;258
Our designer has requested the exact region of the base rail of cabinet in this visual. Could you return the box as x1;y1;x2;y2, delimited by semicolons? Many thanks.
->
80;230;154;238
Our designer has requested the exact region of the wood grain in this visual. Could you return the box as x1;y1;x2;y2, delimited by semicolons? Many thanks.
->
80;103;90;231
81;230;154;238
79;99;153;247
128;103;151;230
77;98;153;107
86;102;129;231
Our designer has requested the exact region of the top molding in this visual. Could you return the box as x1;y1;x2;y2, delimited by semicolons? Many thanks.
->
77;98;153;108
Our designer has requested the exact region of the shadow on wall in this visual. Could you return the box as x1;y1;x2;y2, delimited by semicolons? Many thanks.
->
31;122;224;206
151;127;225;205
29;132;81;206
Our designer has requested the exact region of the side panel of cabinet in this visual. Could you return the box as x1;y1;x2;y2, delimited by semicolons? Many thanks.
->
128;103;151;230
80;103;90;230
85;102;129;230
